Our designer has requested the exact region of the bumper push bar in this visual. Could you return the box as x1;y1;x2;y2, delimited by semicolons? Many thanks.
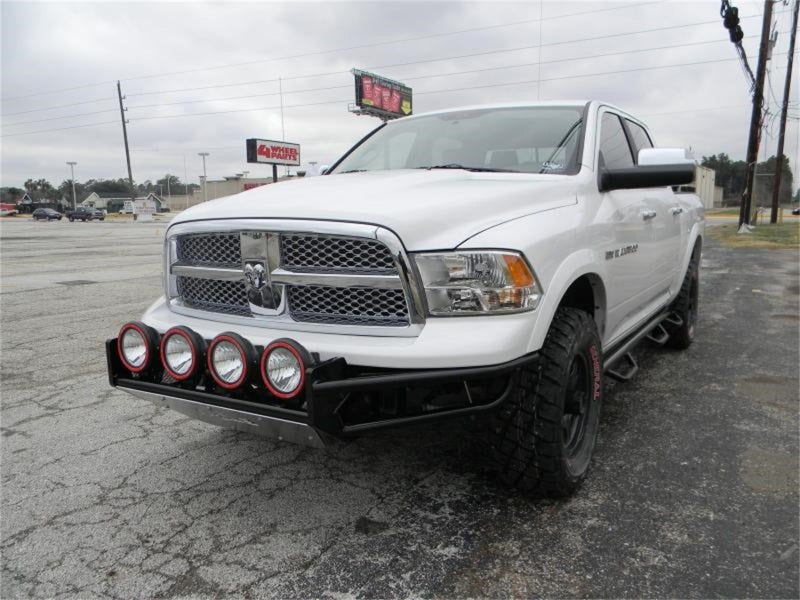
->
107;338;538;447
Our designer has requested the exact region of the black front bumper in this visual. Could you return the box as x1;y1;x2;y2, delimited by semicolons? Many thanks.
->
107;338;537;443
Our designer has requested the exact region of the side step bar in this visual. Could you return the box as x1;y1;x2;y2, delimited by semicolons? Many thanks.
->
606;352;638;382
646;323;670;346
604;310;670;382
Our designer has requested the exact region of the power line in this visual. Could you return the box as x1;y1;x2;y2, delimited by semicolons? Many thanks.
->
125;16;769;100
0;1;667;102
124;36;756;112
4;51;791;138
125;54;781;124
0;120;119;138
0;97;117;118
1;108;121;128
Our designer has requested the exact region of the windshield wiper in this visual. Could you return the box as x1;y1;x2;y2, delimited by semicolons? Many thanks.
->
418;164;518;173
338;169;368;174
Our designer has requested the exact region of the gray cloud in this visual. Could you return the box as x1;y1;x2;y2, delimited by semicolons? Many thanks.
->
1;0;797;190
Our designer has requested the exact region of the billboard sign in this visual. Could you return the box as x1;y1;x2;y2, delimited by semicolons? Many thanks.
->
246;139;301;166
352;69;412;120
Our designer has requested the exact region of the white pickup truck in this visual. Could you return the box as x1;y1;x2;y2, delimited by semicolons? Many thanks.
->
108;101;704;497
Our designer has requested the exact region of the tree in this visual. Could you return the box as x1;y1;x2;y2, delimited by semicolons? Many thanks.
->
58;179;85;204
88;178;130;193
0;187;24;203
23;178;58;198
701;154;794;207
752;155;794;207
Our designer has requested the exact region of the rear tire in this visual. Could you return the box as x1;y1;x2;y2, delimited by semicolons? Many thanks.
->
491;308;603;497
665;252;699;350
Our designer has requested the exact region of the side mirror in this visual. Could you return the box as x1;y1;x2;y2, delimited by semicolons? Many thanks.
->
319;164;330;176
600;148;695;192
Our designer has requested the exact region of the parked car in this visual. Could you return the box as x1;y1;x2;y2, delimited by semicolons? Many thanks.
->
32;208;62;221
0;203;18;217
791;207;800;216
107;100;703;497
67;206;105;222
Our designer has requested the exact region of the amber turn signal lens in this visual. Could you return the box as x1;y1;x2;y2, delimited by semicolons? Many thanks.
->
503;254;535;287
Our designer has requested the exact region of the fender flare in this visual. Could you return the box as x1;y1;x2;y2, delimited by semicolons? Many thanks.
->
527;249;608;353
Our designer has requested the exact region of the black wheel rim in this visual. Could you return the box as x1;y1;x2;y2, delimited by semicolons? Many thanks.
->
562;354;591;458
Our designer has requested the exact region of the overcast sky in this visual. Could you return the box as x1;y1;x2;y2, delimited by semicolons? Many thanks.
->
1;0;798;190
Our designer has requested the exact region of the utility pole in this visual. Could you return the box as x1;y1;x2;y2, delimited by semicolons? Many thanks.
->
116;81;136;207
739;0;775;229
198;152;209;202
771;0;799;223
66;161;77;211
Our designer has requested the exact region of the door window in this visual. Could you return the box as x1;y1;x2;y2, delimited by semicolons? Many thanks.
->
625;120;654;163
598;113;634;170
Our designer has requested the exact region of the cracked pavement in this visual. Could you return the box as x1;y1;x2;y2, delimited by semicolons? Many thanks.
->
1;218;798;598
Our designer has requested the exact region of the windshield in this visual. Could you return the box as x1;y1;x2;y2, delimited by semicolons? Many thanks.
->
331;106;585;175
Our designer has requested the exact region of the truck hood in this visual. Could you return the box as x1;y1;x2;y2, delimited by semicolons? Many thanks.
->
171;169;576;250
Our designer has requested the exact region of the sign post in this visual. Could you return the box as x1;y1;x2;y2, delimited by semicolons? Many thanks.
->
350;69;412;121
246;139;301;183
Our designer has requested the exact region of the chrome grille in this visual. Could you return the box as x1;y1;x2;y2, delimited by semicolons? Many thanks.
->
177;232;240;267
281;234;396;273
288;285;408;326
176;275;250;316
171;229;413;327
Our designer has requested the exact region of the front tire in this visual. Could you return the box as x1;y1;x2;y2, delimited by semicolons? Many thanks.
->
491;308;603;497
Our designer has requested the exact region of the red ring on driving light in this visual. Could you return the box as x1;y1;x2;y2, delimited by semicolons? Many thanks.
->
117;322;154;373
207;333;250;390
160;327;199;381
260;339;309;400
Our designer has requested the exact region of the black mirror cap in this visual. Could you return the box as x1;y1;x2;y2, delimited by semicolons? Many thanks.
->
600;163;695;192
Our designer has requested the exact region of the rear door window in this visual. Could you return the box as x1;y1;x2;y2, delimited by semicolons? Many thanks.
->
598;112;634;170
625;119;654;163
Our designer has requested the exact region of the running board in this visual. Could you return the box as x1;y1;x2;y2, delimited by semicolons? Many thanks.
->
646;323;670;346
606;352;638;382
604;310;671;382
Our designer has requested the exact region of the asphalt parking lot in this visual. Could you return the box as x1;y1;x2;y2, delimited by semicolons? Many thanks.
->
1;217;798;598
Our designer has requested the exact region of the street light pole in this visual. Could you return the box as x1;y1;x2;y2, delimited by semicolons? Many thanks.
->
66;161;77;211
198;152;209;202
183;156;189;210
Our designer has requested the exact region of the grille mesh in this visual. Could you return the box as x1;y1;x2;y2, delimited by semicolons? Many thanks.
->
177;233;240;267
173;231;410;326
281;235;396;273
176;275;250;316
288;285;408;326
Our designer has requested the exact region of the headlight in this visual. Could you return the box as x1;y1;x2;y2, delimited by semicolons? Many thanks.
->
414;251;542;315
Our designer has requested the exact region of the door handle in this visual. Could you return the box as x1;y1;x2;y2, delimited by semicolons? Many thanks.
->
641;209;657;220
670;206;684;215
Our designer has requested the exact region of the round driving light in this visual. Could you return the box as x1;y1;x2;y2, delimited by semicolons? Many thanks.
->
117;322;158;373
207;333;255;390
160;327;205;381
260;339;311;400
